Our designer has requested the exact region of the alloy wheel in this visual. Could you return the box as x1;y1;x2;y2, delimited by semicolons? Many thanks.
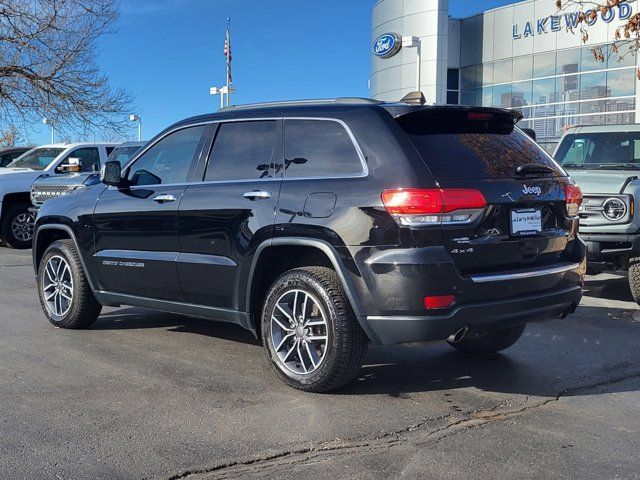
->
270;289;329;375
11;212;34;242
42;255;74;318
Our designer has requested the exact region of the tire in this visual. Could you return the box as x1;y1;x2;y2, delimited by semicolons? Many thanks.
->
1;202;34;249
37;239;102;329
448;325;526;355
629;258;640;305
261;266;368;392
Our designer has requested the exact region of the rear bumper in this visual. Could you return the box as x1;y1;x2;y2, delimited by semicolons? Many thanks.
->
364;285;582;344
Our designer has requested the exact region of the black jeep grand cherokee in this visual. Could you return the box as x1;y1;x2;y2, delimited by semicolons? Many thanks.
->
33;98;586;392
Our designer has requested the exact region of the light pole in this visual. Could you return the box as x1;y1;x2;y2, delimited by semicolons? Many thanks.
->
402;36;422;92
210;86;236;109
129;114;142;141
42;117;54;144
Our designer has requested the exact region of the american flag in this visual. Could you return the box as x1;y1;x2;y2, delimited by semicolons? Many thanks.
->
224;18;232;84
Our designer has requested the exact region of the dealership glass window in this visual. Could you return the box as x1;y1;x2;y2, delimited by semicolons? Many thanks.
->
447;69;460;90
493;58;513;84
580;71;607;98
128;125;206;186
532;78;557;105
461;66;477;90
511;81;533;108
556;73;580;101
556;48;581;75
283;120;363;178
460;90;477;106
480;63;493;85
492;84;512;108
581;45;605;72
481;87;492;107
446;69;460;105
205;121;279;181
609;42;636;68
533;52;556;78
607;69;635;97
512;55;533;82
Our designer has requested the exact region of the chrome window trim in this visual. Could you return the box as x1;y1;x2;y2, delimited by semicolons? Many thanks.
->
282;117;369;179
121;120;216;172
119;115;369;188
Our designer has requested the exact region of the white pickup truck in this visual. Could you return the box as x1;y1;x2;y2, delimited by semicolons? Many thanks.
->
0;142;118;248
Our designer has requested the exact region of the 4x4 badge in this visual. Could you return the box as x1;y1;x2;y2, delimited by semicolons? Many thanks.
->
522;184;542;196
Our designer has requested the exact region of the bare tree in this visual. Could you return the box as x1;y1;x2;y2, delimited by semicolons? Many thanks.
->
0;0;134;144
555;0;639;73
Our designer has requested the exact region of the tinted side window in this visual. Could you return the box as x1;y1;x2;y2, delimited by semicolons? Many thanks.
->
72;148;100;172
205;121;278;181
129;125;205;186
283;120;363;178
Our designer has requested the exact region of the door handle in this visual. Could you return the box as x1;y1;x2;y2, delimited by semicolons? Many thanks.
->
153;194;176;203
243;190;272;200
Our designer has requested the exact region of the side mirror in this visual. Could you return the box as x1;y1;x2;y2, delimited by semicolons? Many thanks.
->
100;161;122;186
521;128;537;142
57;157;82;173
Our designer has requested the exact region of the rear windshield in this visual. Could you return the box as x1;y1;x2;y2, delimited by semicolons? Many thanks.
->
397;110;564;179
555;132;640;170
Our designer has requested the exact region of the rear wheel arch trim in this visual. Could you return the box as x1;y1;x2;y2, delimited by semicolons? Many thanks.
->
33;224;96;291
246;237;375;340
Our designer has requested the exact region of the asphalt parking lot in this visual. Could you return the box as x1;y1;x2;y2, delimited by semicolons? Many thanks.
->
1;247;639;480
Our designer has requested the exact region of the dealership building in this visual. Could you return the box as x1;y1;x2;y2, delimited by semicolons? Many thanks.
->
370;0;639;151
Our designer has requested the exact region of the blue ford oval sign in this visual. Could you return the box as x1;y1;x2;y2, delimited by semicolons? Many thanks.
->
373;33;401;58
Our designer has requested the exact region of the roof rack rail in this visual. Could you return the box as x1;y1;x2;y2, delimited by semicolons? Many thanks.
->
219;97;382;112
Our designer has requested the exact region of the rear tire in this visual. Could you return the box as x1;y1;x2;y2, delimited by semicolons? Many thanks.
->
37;239;102;329
628;258;640;305
448;325;525;355
1;203;34;249
261;266;368;392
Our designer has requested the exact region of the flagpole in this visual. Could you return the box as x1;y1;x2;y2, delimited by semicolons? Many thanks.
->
226;17;231;107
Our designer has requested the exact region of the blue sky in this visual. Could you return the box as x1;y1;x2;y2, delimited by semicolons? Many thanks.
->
30;0;520;144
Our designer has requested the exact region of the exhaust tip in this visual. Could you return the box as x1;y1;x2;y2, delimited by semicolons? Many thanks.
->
447;326;468;343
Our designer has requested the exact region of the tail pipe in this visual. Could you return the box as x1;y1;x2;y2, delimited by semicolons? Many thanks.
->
447;326;468;343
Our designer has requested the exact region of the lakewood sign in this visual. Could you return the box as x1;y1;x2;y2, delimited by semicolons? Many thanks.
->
513;3;632;39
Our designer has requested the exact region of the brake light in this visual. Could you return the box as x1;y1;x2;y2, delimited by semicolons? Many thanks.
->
564;184;582;217
424;294;455;309
468;112;492;121
381;188;487;226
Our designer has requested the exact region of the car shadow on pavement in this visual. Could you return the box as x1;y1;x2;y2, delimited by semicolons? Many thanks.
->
89;306;640;399
92;307;261;346
583;274;633;302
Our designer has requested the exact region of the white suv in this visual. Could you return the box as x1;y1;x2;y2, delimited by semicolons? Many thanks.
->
0;142;117;248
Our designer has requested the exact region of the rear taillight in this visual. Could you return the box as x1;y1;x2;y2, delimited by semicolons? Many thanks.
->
564;184;582;217
424;294;455;309
381;188;487;226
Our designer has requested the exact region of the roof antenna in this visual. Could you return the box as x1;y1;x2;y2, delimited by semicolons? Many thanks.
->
400;91;426;105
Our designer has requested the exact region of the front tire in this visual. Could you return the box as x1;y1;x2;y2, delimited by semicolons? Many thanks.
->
262;267;368;392
628;258;640;305
37;239;102;328
1;203;34;249
448;325;525;355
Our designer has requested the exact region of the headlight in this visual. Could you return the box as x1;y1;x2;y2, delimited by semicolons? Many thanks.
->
602;197;627;221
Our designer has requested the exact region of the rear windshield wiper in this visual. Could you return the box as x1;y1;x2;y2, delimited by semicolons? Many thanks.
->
515;164;556;175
